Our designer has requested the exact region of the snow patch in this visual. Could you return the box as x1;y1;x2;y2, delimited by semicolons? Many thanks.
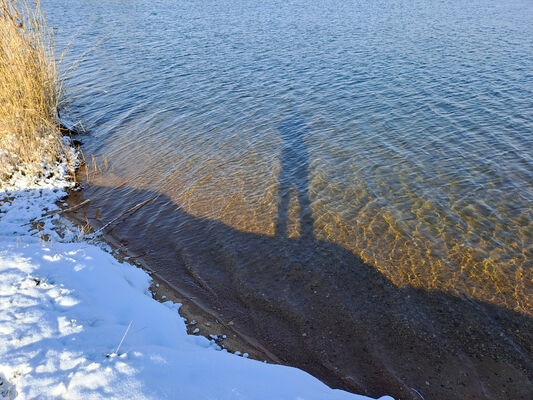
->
0;373;17;400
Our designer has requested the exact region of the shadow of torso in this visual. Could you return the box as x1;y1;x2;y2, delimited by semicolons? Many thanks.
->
276;116;315;240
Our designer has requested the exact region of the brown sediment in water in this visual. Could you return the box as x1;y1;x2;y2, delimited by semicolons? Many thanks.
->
62;175;532;400
62;189;279;364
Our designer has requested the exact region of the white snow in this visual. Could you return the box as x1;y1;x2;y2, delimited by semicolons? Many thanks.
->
0;163;393;400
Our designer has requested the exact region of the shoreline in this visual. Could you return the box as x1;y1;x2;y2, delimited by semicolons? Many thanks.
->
3;0;530;397
0;155;383;400
60;170;533;400
62;189;282;365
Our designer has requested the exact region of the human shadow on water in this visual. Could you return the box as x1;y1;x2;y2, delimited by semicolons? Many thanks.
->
276;115;314;240
67;182;533;400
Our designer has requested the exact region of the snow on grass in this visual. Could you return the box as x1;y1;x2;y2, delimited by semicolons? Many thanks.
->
0;166;393;400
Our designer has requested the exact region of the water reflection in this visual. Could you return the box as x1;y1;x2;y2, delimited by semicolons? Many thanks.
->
276;115;314;240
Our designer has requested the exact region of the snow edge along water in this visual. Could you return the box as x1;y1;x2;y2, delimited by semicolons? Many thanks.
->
0;140;394;399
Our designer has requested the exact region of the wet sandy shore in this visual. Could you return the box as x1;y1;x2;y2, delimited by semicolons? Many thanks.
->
62;192;278;364
63;181;532;400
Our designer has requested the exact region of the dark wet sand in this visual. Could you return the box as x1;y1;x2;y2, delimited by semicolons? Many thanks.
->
64;181;532;400
62;191;279;364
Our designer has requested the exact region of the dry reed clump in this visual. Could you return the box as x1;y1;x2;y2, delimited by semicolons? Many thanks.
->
0;0;67;182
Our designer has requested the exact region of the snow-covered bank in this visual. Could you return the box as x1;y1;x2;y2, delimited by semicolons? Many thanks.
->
0;169;393;399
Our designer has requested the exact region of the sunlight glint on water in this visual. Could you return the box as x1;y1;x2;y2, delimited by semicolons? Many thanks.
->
46;0;533;314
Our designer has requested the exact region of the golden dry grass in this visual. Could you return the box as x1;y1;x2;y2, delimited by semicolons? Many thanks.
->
0;0;66;180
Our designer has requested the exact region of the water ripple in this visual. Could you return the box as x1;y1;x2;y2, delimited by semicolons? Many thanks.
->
47;0;533;314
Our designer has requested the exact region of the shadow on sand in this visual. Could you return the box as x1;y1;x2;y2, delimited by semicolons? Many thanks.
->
65;174;532;400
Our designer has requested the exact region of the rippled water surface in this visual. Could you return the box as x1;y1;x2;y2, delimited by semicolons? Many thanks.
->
46;0;532;314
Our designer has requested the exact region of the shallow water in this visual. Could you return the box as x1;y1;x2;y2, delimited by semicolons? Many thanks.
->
46;0;532;314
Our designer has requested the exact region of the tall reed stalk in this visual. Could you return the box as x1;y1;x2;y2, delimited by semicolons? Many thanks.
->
0;0;66;181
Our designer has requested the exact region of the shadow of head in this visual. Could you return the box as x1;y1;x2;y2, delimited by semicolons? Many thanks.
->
278;114;308;141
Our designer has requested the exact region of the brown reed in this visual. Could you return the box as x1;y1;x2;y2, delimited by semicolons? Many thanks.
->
0;0;67;181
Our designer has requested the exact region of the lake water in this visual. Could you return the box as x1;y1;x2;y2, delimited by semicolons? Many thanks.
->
45;0;532;398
